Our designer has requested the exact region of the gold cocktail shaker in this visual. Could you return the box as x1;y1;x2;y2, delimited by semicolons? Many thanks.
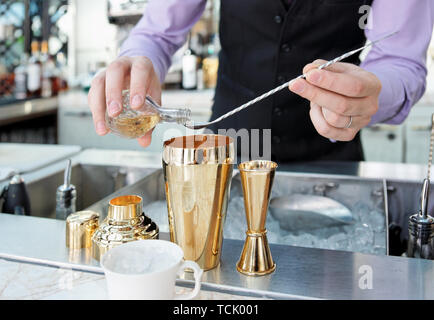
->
91;195;159;261
237;160;277;276
163;134;234;271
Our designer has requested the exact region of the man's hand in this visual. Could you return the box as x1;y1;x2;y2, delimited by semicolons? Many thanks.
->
289;59;382;142
88;56;161;147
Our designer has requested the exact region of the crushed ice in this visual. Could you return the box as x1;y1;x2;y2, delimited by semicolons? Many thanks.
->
143;196;387;256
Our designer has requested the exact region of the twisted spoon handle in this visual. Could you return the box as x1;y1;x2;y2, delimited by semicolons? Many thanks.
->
186;30;398;130
428;113;434;181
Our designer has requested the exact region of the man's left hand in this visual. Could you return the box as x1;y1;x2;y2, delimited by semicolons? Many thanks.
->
289;59;382;141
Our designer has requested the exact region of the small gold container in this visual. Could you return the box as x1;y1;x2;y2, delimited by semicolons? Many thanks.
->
66;211;99;249
91;195;159;261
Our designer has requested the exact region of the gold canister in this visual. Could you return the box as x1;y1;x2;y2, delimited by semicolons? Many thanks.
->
236;160;277;276
163;134;234;271
66;211;99;249
202;57;219;89
91;195;159;261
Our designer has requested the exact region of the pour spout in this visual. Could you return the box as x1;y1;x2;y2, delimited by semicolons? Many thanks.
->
421;178;430;219
63;159;72;188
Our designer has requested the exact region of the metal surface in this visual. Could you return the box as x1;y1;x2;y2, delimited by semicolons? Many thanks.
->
237;160;277;276
163;134;234;271
281;161;434;183
0;143;81;182
269;194;353;231
4;147;434;298
184;31;398;130
3;213;434;299
25;163;155;219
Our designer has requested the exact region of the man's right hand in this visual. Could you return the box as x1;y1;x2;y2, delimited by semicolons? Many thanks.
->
88;56;162;148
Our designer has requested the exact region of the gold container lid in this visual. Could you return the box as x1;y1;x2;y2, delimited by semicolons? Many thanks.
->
91;195;159;261
108;195;142;220
66;211;99;249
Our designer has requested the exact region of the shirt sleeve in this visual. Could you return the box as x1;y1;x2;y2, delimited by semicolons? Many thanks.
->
360;0;434;125
119;0;207;83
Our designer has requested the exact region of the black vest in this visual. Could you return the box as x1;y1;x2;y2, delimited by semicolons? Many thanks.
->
210;0;373;163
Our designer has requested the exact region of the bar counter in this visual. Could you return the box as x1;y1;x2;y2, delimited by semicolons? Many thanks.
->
0;97;58;126
1;147;434;300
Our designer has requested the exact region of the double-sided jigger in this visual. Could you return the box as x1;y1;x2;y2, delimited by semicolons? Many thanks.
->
237;160;277;276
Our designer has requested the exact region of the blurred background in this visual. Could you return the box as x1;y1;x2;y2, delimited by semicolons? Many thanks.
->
0;0;433;164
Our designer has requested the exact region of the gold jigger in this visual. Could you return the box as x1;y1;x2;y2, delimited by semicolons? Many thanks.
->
163;134;234;271
237;160;277;276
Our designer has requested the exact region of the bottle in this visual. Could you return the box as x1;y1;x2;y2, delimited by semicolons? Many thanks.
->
201;34;220;89
106;90;191;139
40;41;53;98
196;61;204;90
182;34;197;90
1;174;31;215
27;41;42;97
14;54;28;100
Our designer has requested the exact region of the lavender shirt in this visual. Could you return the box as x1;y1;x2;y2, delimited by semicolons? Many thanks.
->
120;0;434;125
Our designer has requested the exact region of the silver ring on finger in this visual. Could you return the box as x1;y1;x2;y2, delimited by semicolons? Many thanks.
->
345;116;353;129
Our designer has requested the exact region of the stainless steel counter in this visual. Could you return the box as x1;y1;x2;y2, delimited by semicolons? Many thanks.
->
2;147;434;299
1;213;434;300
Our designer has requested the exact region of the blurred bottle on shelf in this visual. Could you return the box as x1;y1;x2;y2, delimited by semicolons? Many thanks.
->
196;61;204;90
202;34;220;89
55;52;69;92
192;33;205;90
182;34;198;90
27;41;42;98
14;53;28;100
41;41;58;98
0;62;14;98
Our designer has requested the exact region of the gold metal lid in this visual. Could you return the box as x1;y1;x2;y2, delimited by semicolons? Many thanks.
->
108;195;142;220
66;211;99;249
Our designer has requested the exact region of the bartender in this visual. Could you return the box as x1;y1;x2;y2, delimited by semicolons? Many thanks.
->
88;0;434;163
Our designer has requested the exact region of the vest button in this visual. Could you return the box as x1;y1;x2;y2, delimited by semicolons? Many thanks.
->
281;43;291;53
274;107;282;116
273;136;281;144
274;15;283;24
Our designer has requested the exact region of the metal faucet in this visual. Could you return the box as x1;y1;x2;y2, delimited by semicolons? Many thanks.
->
407;114;434;259
56;159;76;220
